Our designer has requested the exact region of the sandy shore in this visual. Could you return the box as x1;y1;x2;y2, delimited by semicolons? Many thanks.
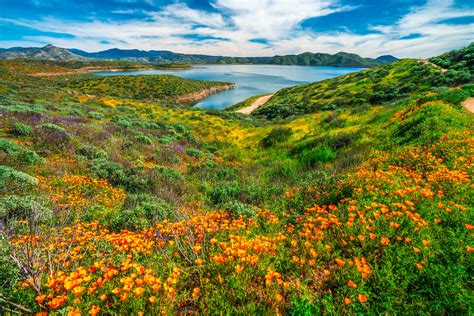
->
236;94;273;114
462;97;474;113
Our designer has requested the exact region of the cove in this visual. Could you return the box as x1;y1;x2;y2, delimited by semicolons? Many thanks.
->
96;64;364;110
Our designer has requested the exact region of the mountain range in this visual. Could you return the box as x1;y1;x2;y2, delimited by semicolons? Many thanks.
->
0;44;398;68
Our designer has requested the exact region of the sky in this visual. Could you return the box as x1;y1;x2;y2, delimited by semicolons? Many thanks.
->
0;0;473;58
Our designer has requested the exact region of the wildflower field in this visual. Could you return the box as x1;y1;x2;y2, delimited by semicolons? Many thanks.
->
0;45;473;314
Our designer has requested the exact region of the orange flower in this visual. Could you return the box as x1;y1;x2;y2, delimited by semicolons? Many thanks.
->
235;265;244;273
195;258;203;266
89;305;100;316
369;233;376;240
380;237;390;246
413;247;421;253
35;294;47;304
358;294;368;303
67;309;81;316
149;296;157;303
467;246;474;253
422;240;430;246
347;280;357;289
275;294;283;302
192;287;200;300
344;298;351;305
100;294;107;301
335;258;346;267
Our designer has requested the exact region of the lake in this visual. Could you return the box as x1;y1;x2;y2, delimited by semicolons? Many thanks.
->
96;64;363;110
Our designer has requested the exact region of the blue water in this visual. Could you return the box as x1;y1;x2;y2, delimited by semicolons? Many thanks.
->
96;64;363;110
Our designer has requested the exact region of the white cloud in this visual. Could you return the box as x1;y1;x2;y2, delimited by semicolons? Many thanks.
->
0;0;473;58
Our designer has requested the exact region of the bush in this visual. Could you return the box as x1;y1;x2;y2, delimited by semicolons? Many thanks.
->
0;195;50;223
10;122;32;136
299;146;337;168
88;111;105;120
40;123;66;133
135;132;153;145
0;166;39;191
77;145;108;160
261;127;293;148
0;138;44;166
186;148;203;159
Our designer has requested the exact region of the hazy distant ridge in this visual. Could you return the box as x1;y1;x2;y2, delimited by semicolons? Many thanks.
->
0;44;398;68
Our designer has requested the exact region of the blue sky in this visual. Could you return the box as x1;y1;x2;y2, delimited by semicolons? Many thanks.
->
0;0;472;58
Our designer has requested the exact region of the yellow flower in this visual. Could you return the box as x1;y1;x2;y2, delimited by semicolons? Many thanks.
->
133;287;145;297
149;296;157;303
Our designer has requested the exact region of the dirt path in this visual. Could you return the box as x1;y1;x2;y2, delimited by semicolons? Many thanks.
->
462;97;474;113
236;94;274;114
420;59;448;73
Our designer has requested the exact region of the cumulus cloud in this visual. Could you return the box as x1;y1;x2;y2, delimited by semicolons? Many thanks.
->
1;0;473;58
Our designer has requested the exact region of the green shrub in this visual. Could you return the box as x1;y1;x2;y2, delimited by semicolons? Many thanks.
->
261;127;293;148
10;122;32;136
299;146;337;168
0;138;43;166
88;111;105;120
40;123;66;133
0;195;50;223
135;132;153;145
186;148;203;158
77;145;108;160
0;166;38;191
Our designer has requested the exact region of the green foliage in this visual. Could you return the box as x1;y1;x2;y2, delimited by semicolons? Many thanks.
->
40;123;66;133
134;132;153;145
10;122;33;136
77;145;108;160
0;195;50;223
186;148;203;158
0;166;38;191
0;138;44;166
87;111;105;120
261;127;293;147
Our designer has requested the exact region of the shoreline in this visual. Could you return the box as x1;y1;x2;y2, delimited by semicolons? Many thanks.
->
175;83;235;104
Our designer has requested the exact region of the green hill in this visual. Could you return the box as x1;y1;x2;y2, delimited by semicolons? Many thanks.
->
254;44;473;119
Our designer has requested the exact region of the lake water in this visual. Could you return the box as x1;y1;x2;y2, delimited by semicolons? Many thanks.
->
96;64;363;110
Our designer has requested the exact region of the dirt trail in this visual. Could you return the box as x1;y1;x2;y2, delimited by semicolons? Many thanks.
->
236;94;274;114
462;97;474;113
420;59;448;73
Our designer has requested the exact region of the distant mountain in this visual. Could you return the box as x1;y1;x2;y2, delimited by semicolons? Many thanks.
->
0;44;89;61
376;55;399;63
0;44;398;68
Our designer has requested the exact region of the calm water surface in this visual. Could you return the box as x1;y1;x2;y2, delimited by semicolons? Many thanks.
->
96;64;363;110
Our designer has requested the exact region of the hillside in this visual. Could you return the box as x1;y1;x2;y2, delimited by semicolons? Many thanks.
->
254;44;473;119
1;45;397;68
0;46;472;315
